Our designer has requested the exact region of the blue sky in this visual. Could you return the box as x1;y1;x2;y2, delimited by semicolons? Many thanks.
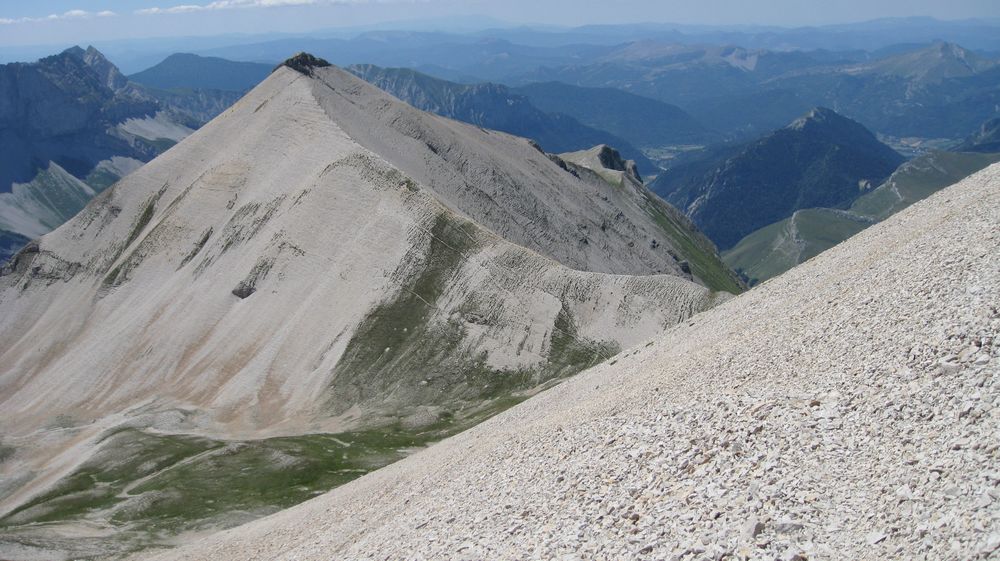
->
1;0;999;46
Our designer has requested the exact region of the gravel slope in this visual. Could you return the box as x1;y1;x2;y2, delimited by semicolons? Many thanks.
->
146;164;999;561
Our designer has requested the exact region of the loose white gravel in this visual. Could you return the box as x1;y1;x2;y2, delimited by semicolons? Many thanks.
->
143;165;999;560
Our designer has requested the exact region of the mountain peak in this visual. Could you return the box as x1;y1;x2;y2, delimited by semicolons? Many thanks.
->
277;52;332;76
83;45;107;60
928;40;971;57
788;106;848;130
558;144;643;185
56;45;128;91
593;144;641;182
859;40;995;84
655;106;903;250
61;45;86;58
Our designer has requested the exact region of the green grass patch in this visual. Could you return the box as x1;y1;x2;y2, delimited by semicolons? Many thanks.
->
793;209;870;263
725;151;1000;286
641;197;743;294
327;211;480;411
329;210;622;414
114;429;424;531
851;151;1000;219
724;209;871;286
0;430;218;526
0;419;506;539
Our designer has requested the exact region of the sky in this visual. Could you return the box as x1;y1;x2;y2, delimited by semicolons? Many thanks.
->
0;0;999;47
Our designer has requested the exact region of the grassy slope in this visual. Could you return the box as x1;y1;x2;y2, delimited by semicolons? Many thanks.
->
1;211;625;554
724;151;1000;285
0;425;469;554
850;151;1000;219
641;195;744;294
329;210;620;414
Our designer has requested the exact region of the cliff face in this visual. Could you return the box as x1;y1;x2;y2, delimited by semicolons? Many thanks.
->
0;47;206;259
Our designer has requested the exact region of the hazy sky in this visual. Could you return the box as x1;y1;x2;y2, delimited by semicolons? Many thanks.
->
1;0;999;46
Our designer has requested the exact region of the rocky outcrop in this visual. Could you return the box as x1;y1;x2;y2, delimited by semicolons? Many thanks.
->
562;144;642;183
278;52;332;76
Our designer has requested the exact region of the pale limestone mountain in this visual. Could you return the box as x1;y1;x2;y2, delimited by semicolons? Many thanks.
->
0;55;738;555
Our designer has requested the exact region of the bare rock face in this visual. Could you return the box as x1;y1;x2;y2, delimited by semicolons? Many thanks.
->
80;46;130;92
592;144;642;182
560;144;642;185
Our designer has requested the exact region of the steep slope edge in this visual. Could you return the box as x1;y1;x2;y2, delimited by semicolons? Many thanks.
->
148;165;998;560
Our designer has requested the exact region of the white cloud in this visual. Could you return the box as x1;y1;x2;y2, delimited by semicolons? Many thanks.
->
137;0;324;15
134;0;414;15
0;9;117;25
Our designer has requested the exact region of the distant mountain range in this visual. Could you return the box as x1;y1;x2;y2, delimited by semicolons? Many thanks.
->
3;16;995;75
106;38;1000;152
121;54;722;170
512;81;713;147
515;41;1000;141
652;107;905;250
345;64;659;174
35;17;989;144
129;53;273;92
0;47;253;264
